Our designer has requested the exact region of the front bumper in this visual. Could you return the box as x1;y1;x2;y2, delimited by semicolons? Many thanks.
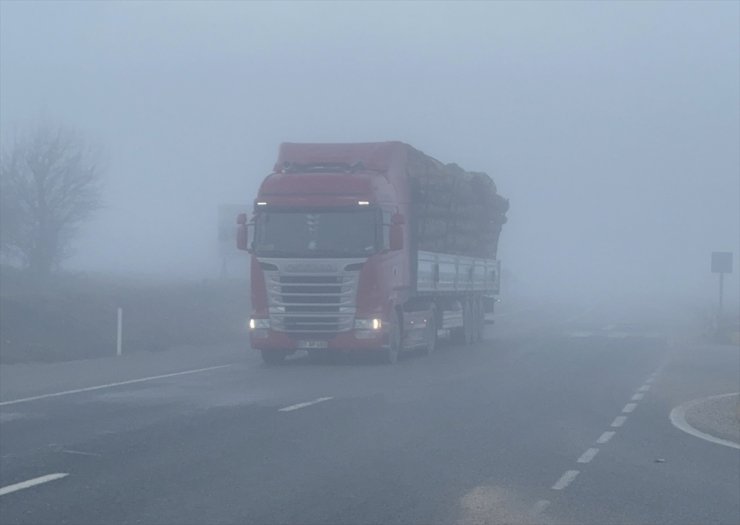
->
250;328;387;351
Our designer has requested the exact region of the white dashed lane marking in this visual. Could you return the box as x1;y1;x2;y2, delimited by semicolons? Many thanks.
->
611;415;628;427
576;447;600;464
278;397;333;412
541;361;661;517
0;473;69;497
552;470;580;490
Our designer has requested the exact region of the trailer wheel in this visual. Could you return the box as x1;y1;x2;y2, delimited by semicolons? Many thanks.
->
451;300;467;345
475;297;485;342
468;299;478;344
421;307;438;355
471;297;483;343
261;349;287;365
382;313;402;364
464;298;475;345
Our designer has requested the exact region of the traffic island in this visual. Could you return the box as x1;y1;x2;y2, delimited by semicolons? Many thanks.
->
670;393;740;449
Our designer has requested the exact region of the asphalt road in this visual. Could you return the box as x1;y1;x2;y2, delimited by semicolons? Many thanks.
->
1;302;738;525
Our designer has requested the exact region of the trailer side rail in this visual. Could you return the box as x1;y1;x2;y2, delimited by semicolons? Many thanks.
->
416;251;499;294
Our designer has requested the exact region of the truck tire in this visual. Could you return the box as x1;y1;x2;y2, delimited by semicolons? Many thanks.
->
382;313;403;364
421;306;438;355
464;298;475;345
261;349;287;365
471;297;483;343
451;300;467;345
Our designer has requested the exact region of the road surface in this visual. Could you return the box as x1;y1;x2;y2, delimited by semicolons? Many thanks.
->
1;302;738;524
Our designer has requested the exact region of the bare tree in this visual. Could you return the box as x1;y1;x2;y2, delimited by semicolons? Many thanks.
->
0;122;102;276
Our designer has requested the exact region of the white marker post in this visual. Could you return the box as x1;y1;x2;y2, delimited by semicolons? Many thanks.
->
116;307;123;357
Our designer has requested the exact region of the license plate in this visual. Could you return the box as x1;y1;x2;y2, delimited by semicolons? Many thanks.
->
298;340;328;349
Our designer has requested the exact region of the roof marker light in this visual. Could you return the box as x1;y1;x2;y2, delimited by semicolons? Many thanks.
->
358;201;370;206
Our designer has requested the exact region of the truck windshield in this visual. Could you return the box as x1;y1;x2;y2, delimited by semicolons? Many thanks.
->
254;209;378;258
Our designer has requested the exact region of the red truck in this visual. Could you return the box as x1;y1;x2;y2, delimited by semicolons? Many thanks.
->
237;142;508;364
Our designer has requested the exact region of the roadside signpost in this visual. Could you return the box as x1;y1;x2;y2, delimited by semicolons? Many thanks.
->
711;252;733;332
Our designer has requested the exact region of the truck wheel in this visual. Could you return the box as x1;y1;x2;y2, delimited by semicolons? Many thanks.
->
464;298;475;345
261;349;287;365
470;298;482;343
474;298;485;342
422;307;437;355
382;313;402;364
451;300;467;345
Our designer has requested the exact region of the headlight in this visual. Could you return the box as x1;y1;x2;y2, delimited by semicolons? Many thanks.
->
354;318;382;330
249;318;270;330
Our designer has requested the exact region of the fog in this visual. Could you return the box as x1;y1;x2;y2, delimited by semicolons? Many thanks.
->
1;1;738;307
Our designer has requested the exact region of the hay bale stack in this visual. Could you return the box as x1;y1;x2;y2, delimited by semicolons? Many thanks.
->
408;151;508;258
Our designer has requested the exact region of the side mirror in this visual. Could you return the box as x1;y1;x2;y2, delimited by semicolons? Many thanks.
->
389;223;404;251
236;213;249;251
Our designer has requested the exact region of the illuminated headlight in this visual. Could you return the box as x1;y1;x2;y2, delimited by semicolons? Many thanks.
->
354;318;382;330
249;318;270;330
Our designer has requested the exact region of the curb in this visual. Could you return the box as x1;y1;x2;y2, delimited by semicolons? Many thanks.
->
669;393;740;450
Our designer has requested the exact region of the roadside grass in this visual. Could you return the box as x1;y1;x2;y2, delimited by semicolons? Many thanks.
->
0;266;249;363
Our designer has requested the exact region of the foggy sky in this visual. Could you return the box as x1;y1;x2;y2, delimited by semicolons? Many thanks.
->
1;1;738;305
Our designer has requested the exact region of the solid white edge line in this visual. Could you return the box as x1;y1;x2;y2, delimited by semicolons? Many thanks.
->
0;473;69;497
596;431;615;444
576;447;600;463
0;365;233;407
669;393;740;450
551;470;579;490
278;397;333;412
622;403;637;413
611;415;627;427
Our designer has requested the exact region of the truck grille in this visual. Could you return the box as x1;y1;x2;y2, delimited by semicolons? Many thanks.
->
266;272;359;334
